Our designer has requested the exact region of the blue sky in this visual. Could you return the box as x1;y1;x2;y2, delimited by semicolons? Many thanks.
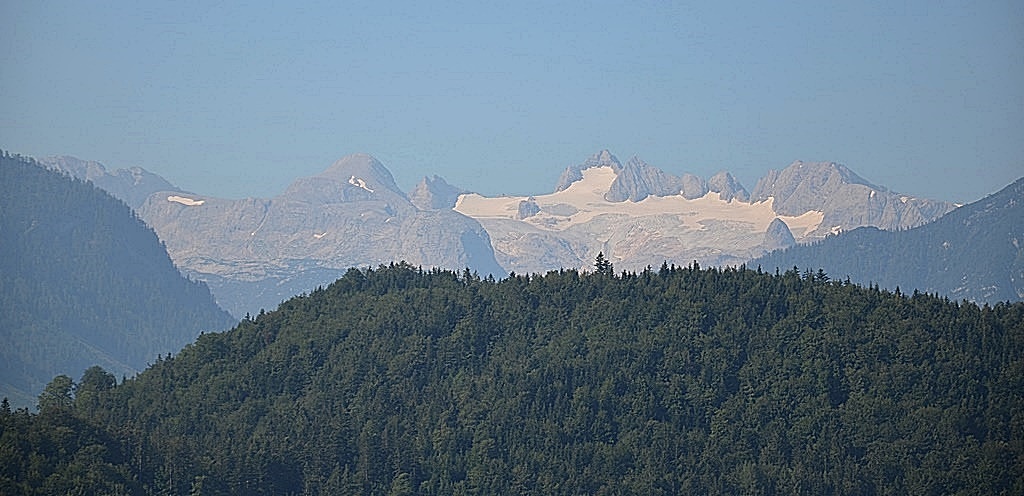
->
2;1;1021;203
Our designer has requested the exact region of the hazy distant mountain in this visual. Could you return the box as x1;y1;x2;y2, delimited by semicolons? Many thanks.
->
751;177;1024;303
455;150;957;274
409;175;467;210
137;154;505;317
751;160;956;236
37;155;182;209
36;150;960;314
0;152;235;408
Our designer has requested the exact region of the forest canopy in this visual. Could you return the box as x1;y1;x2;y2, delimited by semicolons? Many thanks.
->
3;262;1022;495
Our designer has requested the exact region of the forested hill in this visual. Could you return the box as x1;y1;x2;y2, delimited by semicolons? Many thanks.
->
6;262;1022;494
751;176;1024;304
0;151;236;408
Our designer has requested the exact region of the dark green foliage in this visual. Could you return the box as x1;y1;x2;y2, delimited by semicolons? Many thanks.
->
594;251;613;275
0;151;237;408
8;262;1024;494
1;370;140;495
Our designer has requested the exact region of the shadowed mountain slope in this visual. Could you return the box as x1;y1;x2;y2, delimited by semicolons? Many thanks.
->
752;177;1024;303
0;151;235;408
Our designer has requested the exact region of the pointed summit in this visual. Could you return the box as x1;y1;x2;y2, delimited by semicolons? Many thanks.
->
282;153;407;203
708;171;749;202
751;160;956;234
585;149;620;168
763;218;796;251
409;175;467;210
318;153;403;195
607;156;696;202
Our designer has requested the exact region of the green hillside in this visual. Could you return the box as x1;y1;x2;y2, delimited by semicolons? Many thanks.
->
3;262;1023;494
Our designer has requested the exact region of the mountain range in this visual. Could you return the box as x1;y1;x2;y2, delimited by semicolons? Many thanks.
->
0;152;236;408
38;150;965;316
752;177;1024;304
451;150;955;274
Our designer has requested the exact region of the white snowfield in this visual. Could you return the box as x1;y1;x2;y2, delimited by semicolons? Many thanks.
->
167;195;205;206
454;166;824;237
349;176;374;193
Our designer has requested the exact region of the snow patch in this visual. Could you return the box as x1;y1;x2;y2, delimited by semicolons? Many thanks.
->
454;167;824;238
168;195;205;206
349;176;374;193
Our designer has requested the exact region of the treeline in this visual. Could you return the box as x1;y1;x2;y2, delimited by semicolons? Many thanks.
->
3;262;1023;494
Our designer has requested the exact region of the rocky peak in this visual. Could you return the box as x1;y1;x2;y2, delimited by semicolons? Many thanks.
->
607;156;701;202
751;160;956;235
707;171;750;202
750;161;878;212
679;173;709;200
410;175;467;210
283;153;408;204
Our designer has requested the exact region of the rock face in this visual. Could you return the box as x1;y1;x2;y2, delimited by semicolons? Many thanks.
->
708;171;750;202
763;218;796;251
410;175;467;210
607;156;693;202
751;161;956;236
138;154;505;317
752;177;1024;303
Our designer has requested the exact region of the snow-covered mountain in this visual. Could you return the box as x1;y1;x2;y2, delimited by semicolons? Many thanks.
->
453;150;956;274
39;149;960;314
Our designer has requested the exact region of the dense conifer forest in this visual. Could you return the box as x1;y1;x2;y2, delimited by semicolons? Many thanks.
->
2;262;1022;494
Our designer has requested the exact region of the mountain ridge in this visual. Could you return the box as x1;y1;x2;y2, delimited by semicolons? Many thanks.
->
454;150;957;274
34;149;961;313
752;176;1024;303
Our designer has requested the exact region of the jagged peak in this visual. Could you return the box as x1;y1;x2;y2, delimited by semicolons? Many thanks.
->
585;149;621;169
708;171;750;202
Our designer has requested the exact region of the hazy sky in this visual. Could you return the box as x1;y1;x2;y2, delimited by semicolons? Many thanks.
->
2;1;1021;203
